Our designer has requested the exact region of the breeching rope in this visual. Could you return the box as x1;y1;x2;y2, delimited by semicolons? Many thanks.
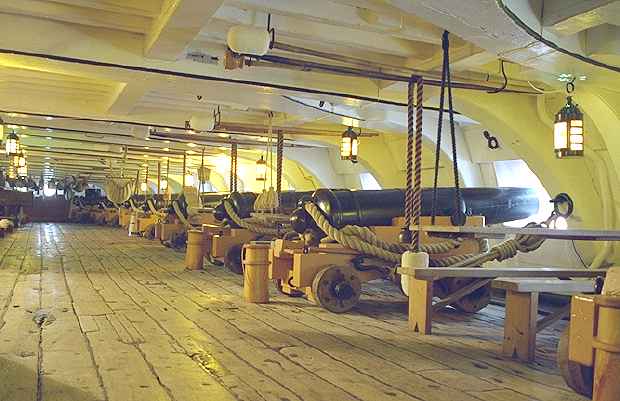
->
305;201;545;267
431;31;464;226
223;199;280;235
304;202;461;264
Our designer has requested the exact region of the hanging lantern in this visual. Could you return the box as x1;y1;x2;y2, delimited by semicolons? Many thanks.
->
7;165;15;179
5;131;19;156
140;182;148;192
256;155;267;181
554;96;584;158
185;172;195;187
198;166;211;182
17;151;26;168
340;126;359;163
17;163;27;178
160;179;168;190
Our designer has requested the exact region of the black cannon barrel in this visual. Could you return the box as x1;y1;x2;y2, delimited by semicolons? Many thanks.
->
290;187;540;233
200;192;229;208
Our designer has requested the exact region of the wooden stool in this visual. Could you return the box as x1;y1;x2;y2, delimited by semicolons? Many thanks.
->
593;296;620;401
242;242;271;303
185;229;206;270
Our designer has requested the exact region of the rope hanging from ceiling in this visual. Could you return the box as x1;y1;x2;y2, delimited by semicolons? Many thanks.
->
431;31;465;227
402;75;424;250
230;143;238;192
276;130;284;202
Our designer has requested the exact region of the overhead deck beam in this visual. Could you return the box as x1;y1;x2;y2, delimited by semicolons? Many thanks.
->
0;0;150;34
106;82;152;115
145;0;225;60
541;0;619;35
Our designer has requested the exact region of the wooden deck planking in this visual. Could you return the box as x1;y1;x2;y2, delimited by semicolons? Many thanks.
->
0;224;589;401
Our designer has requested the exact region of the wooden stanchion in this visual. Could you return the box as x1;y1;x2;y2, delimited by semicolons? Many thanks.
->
593;296;620;401
185;229;206;270
242;242;271;303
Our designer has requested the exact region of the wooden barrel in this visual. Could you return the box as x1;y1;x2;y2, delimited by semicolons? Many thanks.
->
119;209;130;228
154;223;162;241
593;296;620;401
242;242;271;303
185;229;206;270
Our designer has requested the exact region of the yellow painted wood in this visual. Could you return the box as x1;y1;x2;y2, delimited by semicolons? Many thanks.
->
502;290;538;362
593;296;620;401
242;242;271;303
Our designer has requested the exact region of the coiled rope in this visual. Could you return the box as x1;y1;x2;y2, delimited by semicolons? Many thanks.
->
223;199;280;236
172;200;192;229
304;202;461;264
304;202;546;268
449;222;546;267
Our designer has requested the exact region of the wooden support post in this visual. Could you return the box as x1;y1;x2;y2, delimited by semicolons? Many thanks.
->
242;242;270;303
593;296;620;401
409;278;433;334
402;251;431;334
502;290;538;362
185;229;206;270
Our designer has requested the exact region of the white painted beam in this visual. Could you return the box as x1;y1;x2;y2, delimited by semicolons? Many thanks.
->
226;0;442;44
207;7;435;58
542;0;618;35
0;0;150;33
49;0;161;17
105;82;152;115
145;0;225;60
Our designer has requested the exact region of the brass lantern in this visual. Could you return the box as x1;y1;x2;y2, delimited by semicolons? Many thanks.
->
7;165;15;179
184;171;195;187
5;131;20;156
17;151;26;168
554;96;584;158
256;155;267;181
16;163;27;178
160;179;168;190
340;126;359;163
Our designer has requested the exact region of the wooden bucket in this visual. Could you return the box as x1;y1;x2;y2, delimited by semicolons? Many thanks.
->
185;229;206;270
242;242;271;303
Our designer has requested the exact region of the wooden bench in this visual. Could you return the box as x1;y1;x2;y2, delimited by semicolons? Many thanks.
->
398;267;607;348
494;278;596;362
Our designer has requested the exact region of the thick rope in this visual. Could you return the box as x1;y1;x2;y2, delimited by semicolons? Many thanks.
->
340;224;461;255
444;33;463;223
404;78;414;234
431;51;447;224
305;202;546;268
223;199;279;236
305;202;462;264
230;143;238;192
449;223;546;267
412;77;424;250
276;130;284;199
172;200;192;229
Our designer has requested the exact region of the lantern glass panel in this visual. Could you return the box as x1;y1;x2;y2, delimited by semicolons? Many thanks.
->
351;137;359;157
256;159;267;181
554;122;568;150
341;137;352;158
